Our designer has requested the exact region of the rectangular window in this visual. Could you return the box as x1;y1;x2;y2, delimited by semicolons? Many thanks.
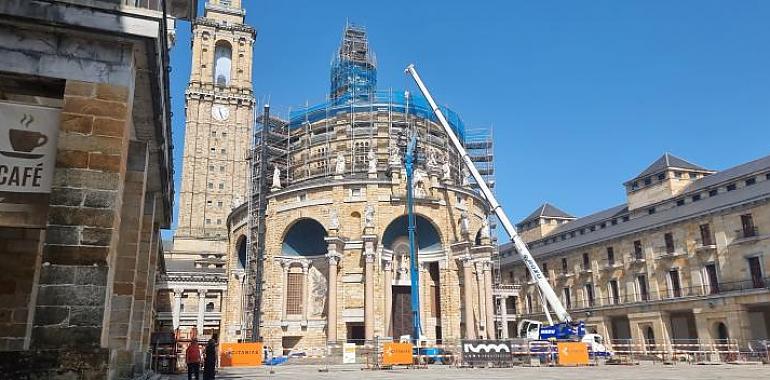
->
609;280;620;304
727;183;736;191
689;172;698;179
700;223;714;246
563;287;572;309
669;270;682;298
709;189;718;197
584;284;595;307
542;262;549;278
664;232;675;254
285;272;303;315
216;219;222;225
705;263;719;294
221;148;226;154
209;165;214;171
746;177;756;186
676;199;685;206
217;201;223;208
582;253;590;270
741;214;756;238
206;219;211;224
222;132;228;138
220;166;225;172
637;275;649;301
219;183;224;190
633;240;643;260
561;258;568;274
692;194;701;202
208;182;213;189
648;207;656;215
607;247;615;265
657;173;665;181
351;187;362;198
748;256;765;288
211;131;216;137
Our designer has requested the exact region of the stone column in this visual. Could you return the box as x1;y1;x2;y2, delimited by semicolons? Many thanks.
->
500;296;509;339
383;260;393;337
281;261;289;321
172;290;182;329
325;237;344;344
475;262;488;338
483;260;495;339
301;261;310;324
197;289;206;335
363;239;376;343
461;256;476;339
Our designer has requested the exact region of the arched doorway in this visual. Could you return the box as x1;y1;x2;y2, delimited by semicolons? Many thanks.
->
382;214;442;339
645;326;656;353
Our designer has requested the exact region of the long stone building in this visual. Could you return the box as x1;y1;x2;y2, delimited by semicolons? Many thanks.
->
221;25;499;354
497;153;770;350
155;0;255;345
0;0;195;378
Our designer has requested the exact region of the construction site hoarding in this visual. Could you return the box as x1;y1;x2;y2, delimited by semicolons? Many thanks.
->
220;342;263;367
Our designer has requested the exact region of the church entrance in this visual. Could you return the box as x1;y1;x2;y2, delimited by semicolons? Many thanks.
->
392;285;413;339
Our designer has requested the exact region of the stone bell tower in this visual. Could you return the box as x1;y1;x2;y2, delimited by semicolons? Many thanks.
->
176;0;256;240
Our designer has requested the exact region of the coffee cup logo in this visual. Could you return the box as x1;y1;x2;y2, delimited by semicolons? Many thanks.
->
2;114;48;159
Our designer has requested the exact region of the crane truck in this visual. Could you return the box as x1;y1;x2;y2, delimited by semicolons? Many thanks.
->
404;65;611;358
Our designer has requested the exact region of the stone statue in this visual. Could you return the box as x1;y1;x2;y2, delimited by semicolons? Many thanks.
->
427;147;439;170
480;217;491;240
231;196;242;209
329;208;339;230
413;168;427;198
335;153;346;175
459;210;470;236
367;148;377;174
271;166;281;189
389;145;401;166
441;158;451;181
461;166;470;187
364;204;375;228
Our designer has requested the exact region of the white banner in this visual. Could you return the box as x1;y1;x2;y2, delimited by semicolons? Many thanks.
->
342;342;356;364
0;101;60;193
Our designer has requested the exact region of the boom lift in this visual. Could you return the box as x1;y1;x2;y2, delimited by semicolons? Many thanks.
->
404;64;586;343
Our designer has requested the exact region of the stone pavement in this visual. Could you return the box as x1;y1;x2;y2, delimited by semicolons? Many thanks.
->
167;363;770;380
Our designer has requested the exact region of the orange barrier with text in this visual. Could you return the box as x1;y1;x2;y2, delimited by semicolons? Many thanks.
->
556;342;589;366
220;343;263;367
382;342;413;365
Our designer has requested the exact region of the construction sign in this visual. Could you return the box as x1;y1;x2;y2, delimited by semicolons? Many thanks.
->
556;342;589;366
220;342;263;367
382;342;413;365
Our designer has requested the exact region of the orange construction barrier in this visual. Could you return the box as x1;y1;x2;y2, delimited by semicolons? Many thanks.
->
556;342;589;366
382;342;413;366
220;342;263;367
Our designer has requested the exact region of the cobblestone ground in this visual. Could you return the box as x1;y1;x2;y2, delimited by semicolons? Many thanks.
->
168;362;770;380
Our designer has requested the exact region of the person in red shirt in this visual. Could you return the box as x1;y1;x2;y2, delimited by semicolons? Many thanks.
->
185;338;202;380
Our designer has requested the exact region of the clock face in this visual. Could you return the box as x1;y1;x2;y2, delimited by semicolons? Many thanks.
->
211;105;230;121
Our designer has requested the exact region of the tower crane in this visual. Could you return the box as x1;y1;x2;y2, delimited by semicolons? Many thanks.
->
404;64;586;342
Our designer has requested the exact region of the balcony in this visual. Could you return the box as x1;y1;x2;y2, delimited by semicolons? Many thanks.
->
492;283;521;297
655;248;687;260
732;227;765;245
629;253;646;265
556;270;574;280
599;260;623;271
578;265;593;275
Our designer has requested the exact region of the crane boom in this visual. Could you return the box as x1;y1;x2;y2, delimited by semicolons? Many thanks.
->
405;64;571;323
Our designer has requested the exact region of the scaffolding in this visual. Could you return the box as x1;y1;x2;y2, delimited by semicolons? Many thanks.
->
243;24;497;338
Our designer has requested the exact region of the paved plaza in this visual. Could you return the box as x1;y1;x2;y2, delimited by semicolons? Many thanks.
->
168;363;770;380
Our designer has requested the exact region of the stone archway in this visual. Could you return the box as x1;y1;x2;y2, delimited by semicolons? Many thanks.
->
281;218;328;257
236;235;247;269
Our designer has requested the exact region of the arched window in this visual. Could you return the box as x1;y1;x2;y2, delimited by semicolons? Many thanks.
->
214;41;232;87
716;322;729;341
236;236;247;269
206;302;215;312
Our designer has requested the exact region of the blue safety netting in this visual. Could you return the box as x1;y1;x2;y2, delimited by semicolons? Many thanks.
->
287;90;467;142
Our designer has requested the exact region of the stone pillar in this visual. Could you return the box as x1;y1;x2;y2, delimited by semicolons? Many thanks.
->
363;239;376;343
460;256;476;339
172;290;182;329
325;237;344;344
134;196;157;371
475;261;488;338
483;260;495;339
281;261;289;321
383;260;393;337
500;296;509;339
197;289;206;335
301;262;310;324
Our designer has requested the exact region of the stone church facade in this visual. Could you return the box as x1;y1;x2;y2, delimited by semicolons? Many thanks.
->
221;25;498;353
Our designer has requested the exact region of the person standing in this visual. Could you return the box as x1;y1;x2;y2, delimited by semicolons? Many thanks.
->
185;338;202;380
203;338;218;380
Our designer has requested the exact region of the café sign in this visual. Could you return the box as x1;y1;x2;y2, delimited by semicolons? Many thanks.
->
0;101;60;194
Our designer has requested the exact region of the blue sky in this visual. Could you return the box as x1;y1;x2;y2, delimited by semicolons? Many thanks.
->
166;0;770;236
